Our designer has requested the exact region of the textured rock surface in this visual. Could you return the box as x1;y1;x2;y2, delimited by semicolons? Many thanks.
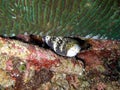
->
0;35;119;90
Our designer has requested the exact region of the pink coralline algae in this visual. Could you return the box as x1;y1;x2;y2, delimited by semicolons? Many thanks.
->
0;37;59;69
0;36;84;89
0;35;120;90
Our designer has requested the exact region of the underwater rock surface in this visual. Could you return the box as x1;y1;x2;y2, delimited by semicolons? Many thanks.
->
0;35;119;90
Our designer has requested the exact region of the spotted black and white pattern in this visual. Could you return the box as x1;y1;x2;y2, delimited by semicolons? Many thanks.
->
42;36;81;57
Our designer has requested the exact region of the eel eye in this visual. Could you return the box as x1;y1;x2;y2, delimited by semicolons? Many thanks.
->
42;36;50;41
46;36;49;39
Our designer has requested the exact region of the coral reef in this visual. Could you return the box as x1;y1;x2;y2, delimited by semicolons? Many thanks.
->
0;35;119;90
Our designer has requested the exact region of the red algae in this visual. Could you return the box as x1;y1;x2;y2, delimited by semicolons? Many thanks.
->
88;39;120;50
6;59;13;71
27;59;59;70
77;39;120;71
26;45;60;70
0;35;120;90
0;37;60;70
78;50;102;71
0;36;84;89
